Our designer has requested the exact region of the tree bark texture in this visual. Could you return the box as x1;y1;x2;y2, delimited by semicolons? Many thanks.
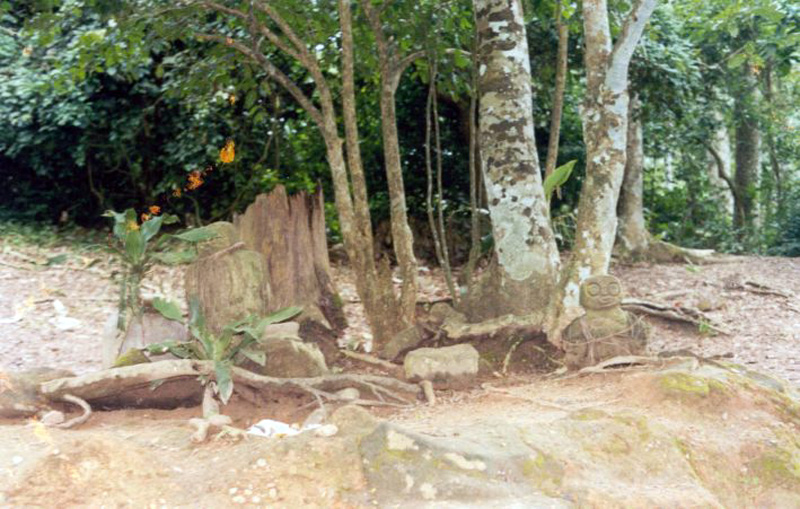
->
705;112;735;216
550;0;657;342
544;4;569;186
197;1;410;347
361;0;419;329
733;63;760;230
615;95;650;258
468;0;561;320
236;185;346;331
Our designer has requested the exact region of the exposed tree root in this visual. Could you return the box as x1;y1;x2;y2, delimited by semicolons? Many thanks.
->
40;360;420;415
51;394;92;429
619;240;739;265
340;350;404;377
622;298;731;335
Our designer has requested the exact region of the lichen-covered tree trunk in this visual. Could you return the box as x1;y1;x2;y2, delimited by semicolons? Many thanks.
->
549;0;657;343
733;63;760;230
468;0;560;320
615;95;650;259
706;113;735;216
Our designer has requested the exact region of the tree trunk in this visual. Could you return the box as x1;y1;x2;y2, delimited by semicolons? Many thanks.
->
361;0;419;330
615;94;650;259
544;3;569;189
706;112;735;216
733;63;760;230
235;185;346;332
550;0;657;343
468;0;560;321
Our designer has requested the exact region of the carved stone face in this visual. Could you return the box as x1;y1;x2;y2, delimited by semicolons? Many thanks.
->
579;275;623;310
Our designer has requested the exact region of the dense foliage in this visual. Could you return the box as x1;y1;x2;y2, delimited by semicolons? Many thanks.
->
0;0;798;255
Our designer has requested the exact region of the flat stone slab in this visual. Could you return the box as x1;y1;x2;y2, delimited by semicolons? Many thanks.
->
404;344;479;386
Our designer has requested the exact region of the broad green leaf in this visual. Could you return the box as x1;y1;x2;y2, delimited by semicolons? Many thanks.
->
238;347;266;366
152;297;183;322
46;254;68;265
141;214;165;242
544;160;577;200
214;360;234;405
172;227;219;243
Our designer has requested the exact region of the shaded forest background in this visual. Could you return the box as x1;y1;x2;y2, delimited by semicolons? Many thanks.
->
1;0;798;257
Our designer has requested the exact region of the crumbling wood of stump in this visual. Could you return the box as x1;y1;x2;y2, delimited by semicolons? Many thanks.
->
622;298;731;335
39;360;420;410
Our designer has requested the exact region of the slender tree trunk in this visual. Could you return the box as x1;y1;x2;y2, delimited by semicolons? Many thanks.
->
550;0;657;343
733;63;760;230
361;0;419;329
763;63;783;217
615;94;650;258
468;0;560;321
544;3;569;190
705;112;735;216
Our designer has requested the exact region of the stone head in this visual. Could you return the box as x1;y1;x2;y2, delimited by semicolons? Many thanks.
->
579;275;623;310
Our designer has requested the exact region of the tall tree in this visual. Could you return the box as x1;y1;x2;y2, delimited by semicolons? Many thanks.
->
615;94;649;258
732;62;760;230
468;0;560;321
550;0;657;339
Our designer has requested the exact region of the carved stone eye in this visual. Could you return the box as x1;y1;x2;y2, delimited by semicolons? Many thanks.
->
586;283;601;296
607;283;621;295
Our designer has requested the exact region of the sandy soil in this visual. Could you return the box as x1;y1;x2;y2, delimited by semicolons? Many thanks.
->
1;239;798;385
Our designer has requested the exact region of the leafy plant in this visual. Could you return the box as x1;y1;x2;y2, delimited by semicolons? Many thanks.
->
544;160;578;201
145;298;302;404
103;208;219;330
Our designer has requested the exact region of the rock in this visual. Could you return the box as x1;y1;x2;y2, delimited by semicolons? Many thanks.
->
302;407;327;429
382;326;424;361
262;321;300;339
360;422;569;507
241;336;328;378
0;368;74;418
404;344;479;387
692;291;725;312
335;388;360;401
330;404;379;436
314;424;339;437
428;302;466;326
40;410;65;426
103;310;189;369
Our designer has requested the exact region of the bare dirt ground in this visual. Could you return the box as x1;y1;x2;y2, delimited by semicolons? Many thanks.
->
1;234;800;507
1;236;798;384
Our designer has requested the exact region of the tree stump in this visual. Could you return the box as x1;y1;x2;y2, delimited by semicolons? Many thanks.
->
235;185;346;348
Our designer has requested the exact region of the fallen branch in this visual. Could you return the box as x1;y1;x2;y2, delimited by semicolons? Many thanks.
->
622;298;731;335
40;360;420;412
647;241;739;265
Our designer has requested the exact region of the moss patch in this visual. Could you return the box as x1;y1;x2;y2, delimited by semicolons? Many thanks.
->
745;448;800;489
522;450;564;496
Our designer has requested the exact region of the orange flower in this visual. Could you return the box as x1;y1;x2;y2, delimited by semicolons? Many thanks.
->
127;220;140;232
149;205;161;215
141;213;151;222
187;171;204;190
219;140;235;164
228;94;236;106
172;187;182;197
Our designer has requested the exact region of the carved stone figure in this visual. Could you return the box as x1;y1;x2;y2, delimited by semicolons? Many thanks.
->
563;275;648;369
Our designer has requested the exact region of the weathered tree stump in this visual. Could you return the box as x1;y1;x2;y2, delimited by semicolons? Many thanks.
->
235;185;346;335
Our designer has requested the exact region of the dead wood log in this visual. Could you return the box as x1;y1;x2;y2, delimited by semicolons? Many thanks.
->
622;298;731;335
40;360;419;411
646;241;739;265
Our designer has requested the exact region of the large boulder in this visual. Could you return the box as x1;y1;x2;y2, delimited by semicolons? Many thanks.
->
239;329;329;378
404;344;479;387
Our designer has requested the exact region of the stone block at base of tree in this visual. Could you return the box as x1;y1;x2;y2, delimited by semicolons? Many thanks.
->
404;344;479;387
241;336;329;378
382;326;423;361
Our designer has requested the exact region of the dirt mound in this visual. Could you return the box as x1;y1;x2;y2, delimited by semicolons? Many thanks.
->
2;360;800;507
